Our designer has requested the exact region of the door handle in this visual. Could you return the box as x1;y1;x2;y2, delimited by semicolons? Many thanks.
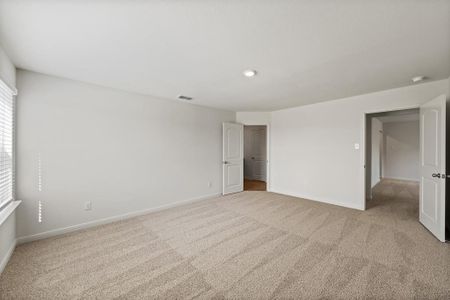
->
223;161;230;164
432;173;441;178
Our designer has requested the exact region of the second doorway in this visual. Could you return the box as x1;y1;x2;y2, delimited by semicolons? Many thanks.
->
244;125;267;191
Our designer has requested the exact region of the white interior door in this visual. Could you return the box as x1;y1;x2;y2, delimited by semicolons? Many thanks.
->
223;123;243;195
419;94;446;242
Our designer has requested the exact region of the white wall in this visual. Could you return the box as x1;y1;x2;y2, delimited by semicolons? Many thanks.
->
236;112;270;125
371;118;383;187
0;46;15;89
0;212;15;272
382;121;420;181
16;70;235;240
0;45;16;273
270;79;448;210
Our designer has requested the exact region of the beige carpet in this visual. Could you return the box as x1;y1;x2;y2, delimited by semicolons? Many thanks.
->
1;179;449;299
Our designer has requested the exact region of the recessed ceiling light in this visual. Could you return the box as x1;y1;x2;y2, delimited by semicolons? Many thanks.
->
412;76;426;83
178;95;193;101
243;70;257;77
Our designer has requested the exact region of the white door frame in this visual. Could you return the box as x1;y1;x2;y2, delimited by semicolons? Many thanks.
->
362;105;420;211
242;123;271;191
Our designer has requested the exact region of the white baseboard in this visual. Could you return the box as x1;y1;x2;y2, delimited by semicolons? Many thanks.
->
0;239;16;275
244;176;267;182
270;189;364;211
382;177;419;183
17;192;221;245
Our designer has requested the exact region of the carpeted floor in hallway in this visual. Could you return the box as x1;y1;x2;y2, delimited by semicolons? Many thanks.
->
0;179;449;299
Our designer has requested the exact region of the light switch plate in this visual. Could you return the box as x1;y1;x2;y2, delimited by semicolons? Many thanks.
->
354;143;360;150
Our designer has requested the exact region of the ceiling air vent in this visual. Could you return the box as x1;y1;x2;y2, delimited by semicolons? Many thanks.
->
178;95;193;101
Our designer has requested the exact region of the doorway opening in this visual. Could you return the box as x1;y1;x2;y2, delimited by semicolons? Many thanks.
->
365;108;420;215
365;95;447;243
244;125;267;191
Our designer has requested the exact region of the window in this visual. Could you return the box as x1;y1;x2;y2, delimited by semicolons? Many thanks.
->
0;79;16;210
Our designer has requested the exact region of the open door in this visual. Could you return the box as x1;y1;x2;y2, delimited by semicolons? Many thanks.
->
420;94;446;242
223;122;244;195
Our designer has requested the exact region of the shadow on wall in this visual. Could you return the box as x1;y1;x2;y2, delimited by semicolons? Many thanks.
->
382;120;420;181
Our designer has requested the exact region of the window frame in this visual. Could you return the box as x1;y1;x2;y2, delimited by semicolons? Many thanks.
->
0;78;17;212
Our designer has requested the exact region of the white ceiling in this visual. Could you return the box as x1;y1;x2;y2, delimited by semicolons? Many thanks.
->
0;1;449;111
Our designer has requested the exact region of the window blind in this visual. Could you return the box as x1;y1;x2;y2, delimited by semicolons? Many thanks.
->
0;79;15;210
